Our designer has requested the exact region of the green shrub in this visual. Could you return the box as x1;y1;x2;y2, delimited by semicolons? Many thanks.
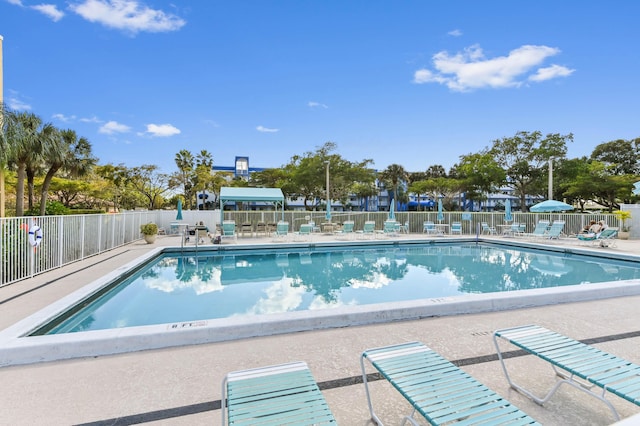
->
140;223;158;235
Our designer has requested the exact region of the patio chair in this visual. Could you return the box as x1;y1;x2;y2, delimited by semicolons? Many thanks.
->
221;221;237;242
255;221;267;236
380;219;399;237
294;223;313;241
398;221;409;234
423;221;439;235
450;221;462;235
361;341;539;426
274;221;289;240
516;223;527;236
335;220;354;239
222;361;336;425
356;220;377;239
523;220;550;239
481;222;497;235
532;220;564;240
494;324;640;421
577;227;618;247
240;222;253;237
196;228;209;244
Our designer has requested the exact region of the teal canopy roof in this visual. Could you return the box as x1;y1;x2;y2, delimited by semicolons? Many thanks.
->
219;187;285;223
220;187;284;202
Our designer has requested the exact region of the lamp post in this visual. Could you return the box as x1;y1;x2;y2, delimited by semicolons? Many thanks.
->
548;158;553;200
325;160;330;222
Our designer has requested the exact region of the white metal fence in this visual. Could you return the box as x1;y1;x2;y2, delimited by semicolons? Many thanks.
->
0;210;623;287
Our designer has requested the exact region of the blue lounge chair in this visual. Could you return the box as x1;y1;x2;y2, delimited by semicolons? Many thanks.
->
423;221;440;235
222;361;336;425
577;227;618;247
221;221;237;243
494;324;640;421
335;220;354;239
357;220;377;239
361;341;539;426
450;221;462;235
381;219;400;236
533;220;565;240
523;220;550;239
398;221;409;234
294;223;313;241
481;222;497;235
274;221;289;240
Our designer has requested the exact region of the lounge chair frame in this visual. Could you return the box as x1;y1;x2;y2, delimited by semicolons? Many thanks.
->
221;221;237;243
361;341;539;426
577;227;618;248
222;361;336;425
493;324;640;421
481;222;497;235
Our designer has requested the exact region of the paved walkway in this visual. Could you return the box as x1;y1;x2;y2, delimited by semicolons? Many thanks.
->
1;233;639;425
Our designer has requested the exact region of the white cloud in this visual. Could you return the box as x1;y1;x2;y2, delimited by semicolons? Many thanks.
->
7;97;31;111
31;4;65;21
203;119;220;128
99;120;131;134
529;64;575;82
80;115;102;123
145;123;180;137
52;113;76;122
413;44;573;91
7;0;23;5
308;101;328;109
256;125;279;133
448;29;463;37
69;0;186;34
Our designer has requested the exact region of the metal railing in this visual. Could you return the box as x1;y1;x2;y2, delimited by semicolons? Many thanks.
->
0;210;621;287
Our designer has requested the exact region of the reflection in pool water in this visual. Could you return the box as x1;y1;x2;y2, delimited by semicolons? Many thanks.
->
40;243;640;334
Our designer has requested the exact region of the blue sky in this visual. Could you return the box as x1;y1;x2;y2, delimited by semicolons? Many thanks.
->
2;1;639;175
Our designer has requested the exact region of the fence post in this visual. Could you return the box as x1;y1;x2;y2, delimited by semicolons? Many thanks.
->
58;216;64;266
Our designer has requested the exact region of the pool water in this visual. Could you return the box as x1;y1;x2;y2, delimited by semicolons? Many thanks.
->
37;243;640;334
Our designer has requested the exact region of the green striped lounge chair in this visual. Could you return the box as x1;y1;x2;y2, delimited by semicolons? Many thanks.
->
494;324;640;421
222;361;336;425
361;341;539;425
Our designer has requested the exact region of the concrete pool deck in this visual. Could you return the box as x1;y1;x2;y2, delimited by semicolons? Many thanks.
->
1;232;639;425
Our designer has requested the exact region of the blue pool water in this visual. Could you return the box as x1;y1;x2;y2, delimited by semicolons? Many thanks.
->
37;243;640;334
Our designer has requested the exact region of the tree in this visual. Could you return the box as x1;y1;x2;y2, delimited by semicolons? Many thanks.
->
0;104;17;217
590;139;640;175
456;153;505;211
352;182;378;211
5;112;49;216
128;165;176;209
174;150;195;209
425;165;447;178
193;150;215;209
379;164;408;211
488;131;573;211
25;123;57;212
95;164;131;212
283;142;375;210
39;129;96;215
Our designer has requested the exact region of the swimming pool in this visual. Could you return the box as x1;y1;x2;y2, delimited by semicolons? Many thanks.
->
32;242;640;334
2;238;640;366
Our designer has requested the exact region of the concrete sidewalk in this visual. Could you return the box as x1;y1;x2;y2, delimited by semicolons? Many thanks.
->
1;233;639;425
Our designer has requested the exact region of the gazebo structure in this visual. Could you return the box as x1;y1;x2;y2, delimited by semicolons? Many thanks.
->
219;187;285;224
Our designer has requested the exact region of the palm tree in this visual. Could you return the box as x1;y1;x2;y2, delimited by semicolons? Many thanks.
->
26;123;57;212
39;129;96;215
174;150;194;209
0;104;17;217
379;164;408;211
194;150;214;209
7;112;43;216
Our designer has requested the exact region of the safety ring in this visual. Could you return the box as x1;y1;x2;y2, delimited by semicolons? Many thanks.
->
28;225;43;247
